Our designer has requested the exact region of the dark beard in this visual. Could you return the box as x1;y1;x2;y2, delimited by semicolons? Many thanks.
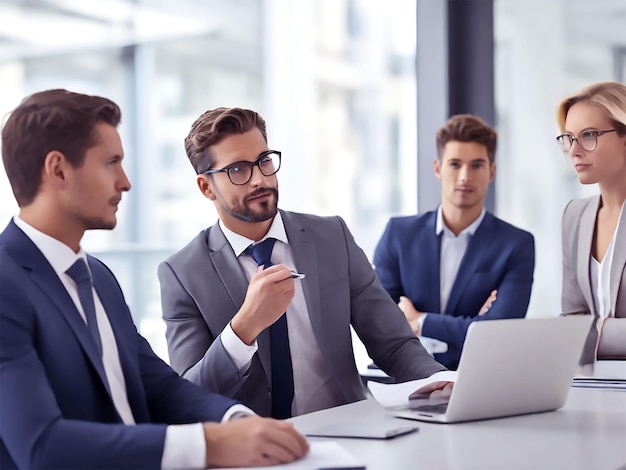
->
223;187;279;223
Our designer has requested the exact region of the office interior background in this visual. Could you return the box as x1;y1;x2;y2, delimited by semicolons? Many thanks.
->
0;0;625;361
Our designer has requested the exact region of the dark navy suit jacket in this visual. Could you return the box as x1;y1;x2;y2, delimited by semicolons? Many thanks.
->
0;221;237;469
373;211;535;369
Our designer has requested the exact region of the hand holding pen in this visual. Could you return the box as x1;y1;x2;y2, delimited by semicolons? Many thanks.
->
288;270;306;280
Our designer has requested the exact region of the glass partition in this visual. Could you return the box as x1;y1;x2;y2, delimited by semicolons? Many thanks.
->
494;0;626;317
0;0;418;360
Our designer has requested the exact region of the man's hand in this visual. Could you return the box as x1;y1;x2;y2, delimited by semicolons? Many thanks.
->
478;290;498;316
204;416;309;468
398;296;424;336
408;381;454;400
232;264;296;345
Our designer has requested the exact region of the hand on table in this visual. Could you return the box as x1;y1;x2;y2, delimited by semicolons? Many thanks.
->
408;381;454;400
204;416;309;468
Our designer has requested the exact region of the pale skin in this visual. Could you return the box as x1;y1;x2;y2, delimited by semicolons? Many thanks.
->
198;128;453;399
23;122;308;467
563;101;626;344
196;129;296;346
203;417;308;468
397;141;498;335
564;102;626;263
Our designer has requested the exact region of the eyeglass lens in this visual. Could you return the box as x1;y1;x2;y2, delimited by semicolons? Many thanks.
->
557;129;615;153
558;132;598;153
228;152;280;184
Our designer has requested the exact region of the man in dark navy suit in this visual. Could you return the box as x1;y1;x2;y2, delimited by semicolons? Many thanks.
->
0;89;308;469
374;115;535;369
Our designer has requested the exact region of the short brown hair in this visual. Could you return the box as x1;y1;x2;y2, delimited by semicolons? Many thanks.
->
435;114;497;163
2;89;121;207
185;107;267;174
556;81;626;135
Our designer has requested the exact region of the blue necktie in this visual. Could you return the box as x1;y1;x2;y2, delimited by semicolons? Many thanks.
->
66;258;103;356
244;238;294;419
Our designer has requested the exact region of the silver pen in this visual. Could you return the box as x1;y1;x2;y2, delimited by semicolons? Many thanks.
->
289;270;306;279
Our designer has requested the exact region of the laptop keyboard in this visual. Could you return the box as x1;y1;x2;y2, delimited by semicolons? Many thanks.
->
412;402;449;414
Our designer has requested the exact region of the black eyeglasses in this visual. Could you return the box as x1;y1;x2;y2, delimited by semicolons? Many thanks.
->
555;129;617;153
201;150;281;185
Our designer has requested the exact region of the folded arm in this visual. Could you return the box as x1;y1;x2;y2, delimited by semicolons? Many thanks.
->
422;233;535;351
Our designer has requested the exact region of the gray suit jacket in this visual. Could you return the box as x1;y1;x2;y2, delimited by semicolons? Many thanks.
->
158;210;446;416
562;196;626;361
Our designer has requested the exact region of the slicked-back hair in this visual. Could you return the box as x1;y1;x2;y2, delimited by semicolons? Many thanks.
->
435;114;497;163
1;89;121;207
556;81;626;135
185;107;267;174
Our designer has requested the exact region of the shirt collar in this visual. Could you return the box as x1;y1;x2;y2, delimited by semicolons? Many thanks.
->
435;205;486;237
13;215;87;276
218;211;288;257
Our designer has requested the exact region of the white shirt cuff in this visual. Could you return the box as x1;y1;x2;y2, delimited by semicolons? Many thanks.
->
418;313;427;332
161;404;256;469
221;323;258;374
222;404;257;422
162;423;205;469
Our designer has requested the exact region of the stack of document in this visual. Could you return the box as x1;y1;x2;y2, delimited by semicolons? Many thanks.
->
571;377;626;391
572;361;626;391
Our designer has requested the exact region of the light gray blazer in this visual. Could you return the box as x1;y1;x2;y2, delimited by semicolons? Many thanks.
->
562;196;626;360
158;210;445;416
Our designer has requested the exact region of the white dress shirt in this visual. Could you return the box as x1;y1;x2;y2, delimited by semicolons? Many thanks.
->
435;206;486;313
589;202;624;333
219;211;344;415
14;216;251;470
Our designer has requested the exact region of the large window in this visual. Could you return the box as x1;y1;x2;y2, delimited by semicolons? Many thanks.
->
0;0;418;360
494;0;626;317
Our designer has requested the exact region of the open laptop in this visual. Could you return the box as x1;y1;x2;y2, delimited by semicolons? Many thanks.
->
393;316;593;423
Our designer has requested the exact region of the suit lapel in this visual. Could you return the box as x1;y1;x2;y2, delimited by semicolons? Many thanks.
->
207;224;271;377
577;197;599;316
421;213;442;312
281;210;344;377
89;261;136;409
280;211;323;340
445;213;493;315
3;222;111;394
610;202;626;315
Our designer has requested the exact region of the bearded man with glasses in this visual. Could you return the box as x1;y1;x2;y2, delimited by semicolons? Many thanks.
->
158;107;452;419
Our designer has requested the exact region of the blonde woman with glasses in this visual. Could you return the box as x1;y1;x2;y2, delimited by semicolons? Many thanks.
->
556;81;626;363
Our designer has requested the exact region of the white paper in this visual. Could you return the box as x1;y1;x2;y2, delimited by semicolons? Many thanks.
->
211;441;364;469
419;336;448;354
367;370;458;408
575;361;626;380
571;379;626;390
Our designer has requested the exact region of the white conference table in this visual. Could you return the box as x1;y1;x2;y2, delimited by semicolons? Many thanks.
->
290;387;626;469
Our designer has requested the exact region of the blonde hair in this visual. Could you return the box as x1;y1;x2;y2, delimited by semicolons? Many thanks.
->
556;81;626;135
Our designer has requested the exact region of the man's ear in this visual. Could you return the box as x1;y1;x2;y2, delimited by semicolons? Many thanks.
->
42;150;69;188
489;162;496;182
197;174;217;201
433;159;442;180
